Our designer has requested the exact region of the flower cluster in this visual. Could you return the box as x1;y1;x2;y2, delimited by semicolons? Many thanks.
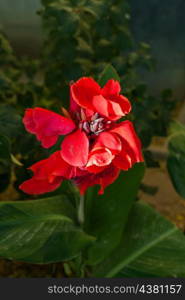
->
19;77;143;195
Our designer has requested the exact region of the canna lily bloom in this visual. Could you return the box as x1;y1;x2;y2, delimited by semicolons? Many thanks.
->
19;77;144;195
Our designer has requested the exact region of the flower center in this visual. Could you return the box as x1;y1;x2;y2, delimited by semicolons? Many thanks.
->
79;112;111;135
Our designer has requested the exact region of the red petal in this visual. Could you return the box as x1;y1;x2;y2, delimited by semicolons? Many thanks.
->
19;151;77;195
19;176;63;195
111;121;144;163
101;79;121;97
70;77;101;110
30;151;75;180
94;131;122;154
113;149;132;170
101;79;131;116
86;164;107;174
51;153;77;179
36;135;58;149
23;109;37;133
98;165;120;194
92;79;131;120
29;158;49;180
74;172;94;195
93;95;125;121
110;94;131;116
23;107;76;148
61;129;89;167
69;84;80;114
84;108;94;119
75;164;120;195
86;147;114;173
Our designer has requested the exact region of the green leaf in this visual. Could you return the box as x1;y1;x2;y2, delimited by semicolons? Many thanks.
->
93;202;185;277
168;120;185;136
98;64;120;87
84;163;145;265
0;196;95;263
167;132;185;199
0;135;11;160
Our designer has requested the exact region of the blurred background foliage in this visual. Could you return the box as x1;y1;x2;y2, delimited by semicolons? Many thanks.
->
0;0;181;196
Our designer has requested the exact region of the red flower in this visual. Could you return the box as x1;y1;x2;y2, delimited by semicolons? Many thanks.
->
19;77;143;195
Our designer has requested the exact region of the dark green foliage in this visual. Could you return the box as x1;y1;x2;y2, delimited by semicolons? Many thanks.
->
0;196;95;263
98;64;120;87
0;134;11;192
143;150;159;168
0;135;11;161
131;87;177;148
39;0;153;105
92;202;185;277
167;122;185;199
84;163;145;265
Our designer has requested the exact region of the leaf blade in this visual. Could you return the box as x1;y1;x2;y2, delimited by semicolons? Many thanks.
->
0;195;95;264
98;64;120;87
93;202;185;277
84;163;145;265
167;132;185;198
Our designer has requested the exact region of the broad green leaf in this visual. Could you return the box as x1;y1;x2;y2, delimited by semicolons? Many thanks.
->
0;135;11;160
167;132;185;198
0;196;95;263
93;202;185;277
84;163;145;265
98;64;120;87
168;133;185;155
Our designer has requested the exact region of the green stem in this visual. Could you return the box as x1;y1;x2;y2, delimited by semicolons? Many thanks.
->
78;195;85;225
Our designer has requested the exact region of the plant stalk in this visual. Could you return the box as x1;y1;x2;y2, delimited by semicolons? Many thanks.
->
78;195;85;225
